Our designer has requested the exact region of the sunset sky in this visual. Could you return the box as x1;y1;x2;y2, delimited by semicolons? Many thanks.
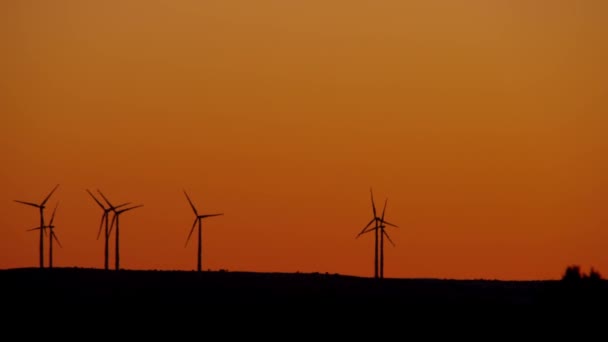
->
1;0;606;280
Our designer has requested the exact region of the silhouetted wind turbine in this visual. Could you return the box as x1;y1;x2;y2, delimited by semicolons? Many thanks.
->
356;188;398;279
14;184;60;268
87;189;130;270
108;203;143;271
29;202;62;269
184;190;223;272
359;198;398;279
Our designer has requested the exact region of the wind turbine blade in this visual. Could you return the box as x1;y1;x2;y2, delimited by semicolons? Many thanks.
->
185;218;197;247
52;232;62;248
383;229;396;247
96;214;106;240
118;204;143;214
27;226;49;236
357;227;376;238
96;189;114;209
86;189;106;209
382;220;399;228
356;218;376;237
14;200;40;208
183;190;198;216
115;202;131;210
370;188;377;218
49;202;59;226
41;184;60;206
381;198;387;222
199;213;223;219
108;213;117;236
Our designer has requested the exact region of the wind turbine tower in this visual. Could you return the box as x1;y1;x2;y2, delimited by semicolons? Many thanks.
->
14;184;60;268
87;189;130;270
27;201;62;269
108;203;143;271
183;190;223;272
356;188;398;279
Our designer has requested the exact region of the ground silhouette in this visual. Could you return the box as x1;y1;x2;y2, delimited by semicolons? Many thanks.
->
2;267;606;312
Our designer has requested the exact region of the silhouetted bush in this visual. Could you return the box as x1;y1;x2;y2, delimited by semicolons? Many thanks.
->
562;265;582;283
585;268;602;282
562;265;603;284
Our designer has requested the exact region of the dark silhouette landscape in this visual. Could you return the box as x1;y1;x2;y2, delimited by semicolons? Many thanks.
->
6;187;607;321
2;266;606;312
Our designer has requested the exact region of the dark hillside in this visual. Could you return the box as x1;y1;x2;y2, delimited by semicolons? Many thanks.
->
1;267;606;312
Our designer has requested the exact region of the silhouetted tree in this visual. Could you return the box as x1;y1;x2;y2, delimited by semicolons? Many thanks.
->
585;267;603;282
561;265;604;293
562;265;582;283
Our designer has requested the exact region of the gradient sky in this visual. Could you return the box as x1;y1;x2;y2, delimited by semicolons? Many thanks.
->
1;0;607;280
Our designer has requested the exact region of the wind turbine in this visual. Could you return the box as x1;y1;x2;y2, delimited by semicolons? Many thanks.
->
183;190;223;272
14;184;60;268
28;202;62;269
86;189;130;270
356;188;398;279
358;198;398;279
108;203;143;271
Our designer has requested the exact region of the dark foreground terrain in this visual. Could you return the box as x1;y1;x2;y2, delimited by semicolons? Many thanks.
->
2;267;606;311
3;268;605;335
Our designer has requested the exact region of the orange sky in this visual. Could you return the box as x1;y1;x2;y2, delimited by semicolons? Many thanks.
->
1;0;607;280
